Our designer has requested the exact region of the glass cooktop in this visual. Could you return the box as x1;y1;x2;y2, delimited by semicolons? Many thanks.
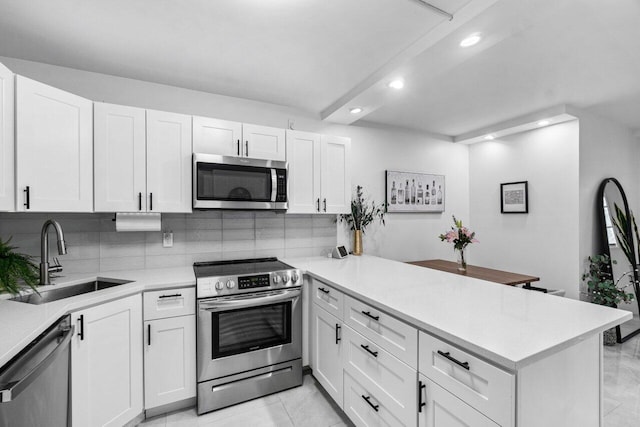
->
193;258;294;278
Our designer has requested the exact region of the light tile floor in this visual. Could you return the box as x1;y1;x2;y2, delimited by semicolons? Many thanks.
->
140;336;639;427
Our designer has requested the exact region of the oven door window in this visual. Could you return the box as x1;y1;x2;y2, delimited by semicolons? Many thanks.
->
212;301;292;358
197;163;272;201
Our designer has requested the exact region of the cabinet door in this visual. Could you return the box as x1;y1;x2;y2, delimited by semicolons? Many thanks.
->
286;130;321;213
146;110;192;213
242;123;286;161
94;103;147;212
15;76;93;212
312;304;344;407
418;374;499;427
144;315;196;409
71;294;143;427
193;116;242;156
320;135;351;214
0;62;14;211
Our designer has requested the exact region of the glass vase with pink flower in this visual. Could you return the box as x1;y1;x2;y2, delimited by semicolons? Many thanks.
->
439;216;478;272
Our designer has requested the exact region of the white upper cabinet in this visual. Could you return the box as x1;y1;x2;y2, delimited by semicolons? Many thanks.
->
0;62;14;211
242;123;286;161
193;117;285;161
192;116;242;156
94;103;147;212
286;130;321;213
321;134;351;214
286;130;351;214
15;76;93;212
146;109;192;213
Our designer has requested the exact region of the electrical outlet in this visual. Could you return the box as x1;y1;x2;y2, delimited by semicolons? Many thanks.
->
162;231;173;248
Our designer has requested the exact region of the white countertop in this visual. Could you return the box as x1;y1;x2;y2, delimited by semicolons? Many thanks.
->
284;255;632;370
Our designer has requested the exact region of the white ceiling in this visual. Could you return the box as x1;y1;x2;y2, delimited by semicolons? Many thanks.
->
1;0;639;136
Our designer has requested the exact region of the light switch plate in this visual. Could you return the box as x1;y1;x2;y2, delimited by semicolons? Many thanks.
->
162;232;173;248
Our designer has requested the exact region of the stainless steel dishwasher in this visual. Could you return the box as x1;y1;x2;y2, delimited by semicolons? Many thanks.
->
0;315;73;427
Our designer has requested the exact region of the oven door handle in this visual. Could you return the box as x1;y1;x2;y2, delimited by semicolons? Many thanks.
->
270;168;277;202
199;288;300;311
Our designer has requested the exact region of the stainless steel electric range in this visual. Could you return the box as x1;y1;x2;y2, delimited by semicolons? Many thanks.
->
194;258;303;414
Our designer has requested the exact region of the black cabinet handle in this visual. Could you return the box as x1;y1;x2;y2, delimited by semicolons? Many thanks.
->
361;311;380;321
23;186;30;209
437;350;470;370
138;192;142;211
335;324;341;344
323;198;327;212
78;314;84;341
361;395;379;412
245;141;249;157
318;287;330;294
158;293;182;299
148;324;151;346
149;193;153;210
316;198;320;212
237;139;240;156
360;344;378;358
418;380;426;413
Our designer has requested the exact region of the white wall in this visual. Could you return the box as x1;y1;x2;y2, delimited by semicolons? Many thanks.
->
0;56;470;262
469;121;580;298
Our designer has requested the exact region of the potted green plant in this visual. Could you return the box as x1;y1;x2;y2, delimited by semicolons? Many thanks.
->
339;185;385;255
582;254;635;345
0;237;40;295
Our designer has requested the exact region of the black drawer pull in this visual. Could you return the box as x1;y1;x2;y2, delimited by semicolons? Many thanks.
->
361;310;380;321
360;344;378;358
148;324;151;346
149;192;153;211
362;395;379;412
158;293;182;299
437;350;470;370
138;192;142;211
318;287;330;294
323;198;327;212
418;380;426;413
335;324;341;344
78;314;84;341
24;186;30;209
237;139;240;156
316;198;320;212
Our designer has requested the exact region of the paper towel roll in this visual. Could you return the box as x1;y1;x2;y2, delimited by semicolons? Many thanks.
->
115;213;161;232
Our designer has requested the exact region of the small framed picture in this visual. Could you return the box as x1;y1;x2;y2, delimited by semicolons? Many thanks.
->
501;181;528;213
385;170;445;213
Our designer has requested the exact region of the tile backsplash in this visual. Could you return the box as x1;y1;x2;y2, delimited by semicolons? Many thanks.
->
0;211;337;275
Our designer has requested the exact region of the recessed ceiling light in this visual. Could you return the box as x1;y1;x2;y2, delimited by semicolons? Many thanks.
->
460;33;482;48
484;134;494;140
388;80;405;89
349;107;363;114
537;120;550;126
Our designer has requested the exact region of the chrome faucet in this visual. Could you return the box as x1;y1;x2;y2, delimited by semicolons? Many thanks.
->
40;219;67;285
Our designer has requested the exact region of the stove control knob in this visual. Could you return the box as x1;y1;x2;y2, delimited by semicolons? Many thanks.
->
226;280;236;289
291;272;300;283
215;281;224;291
282;274;291;283
273;275;281;284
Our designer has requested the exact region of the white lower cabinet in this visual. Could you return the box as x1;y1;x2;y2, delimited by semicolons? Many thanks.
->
311;302;344;406
71;294;143;427
418;374;499;427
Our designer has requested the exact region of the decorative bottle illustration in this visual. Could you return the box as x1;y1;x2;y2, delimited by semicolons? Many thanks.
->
391;181;397;204
425;185;430;204
404;180;410;204
417;183;424;204
431;180;437;205
411;179;416;204
437;185;443;205
397;182;404;204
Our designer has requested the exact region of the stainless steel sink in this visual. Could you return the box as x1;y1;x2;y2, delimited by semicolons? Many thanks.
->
10;278;133;305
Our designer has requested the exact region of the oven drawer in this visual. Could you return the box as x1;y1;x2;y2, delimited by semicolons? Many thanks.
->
344;295;417;369
342;325;416;421
144;287;196;321
312;279;343;320
418;331;514;427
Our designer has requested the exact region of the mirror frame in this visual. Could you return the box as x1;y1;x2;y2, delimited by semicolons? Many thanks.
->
597;177;640;343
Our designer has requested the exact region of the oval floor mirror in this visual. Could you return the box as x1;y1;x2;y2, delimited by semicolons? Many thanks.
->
598;177;640;343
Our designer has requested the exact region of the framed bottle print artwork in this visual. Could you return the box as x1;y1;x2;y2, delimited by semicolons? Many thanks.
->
501;181;528;213
385;170;445;212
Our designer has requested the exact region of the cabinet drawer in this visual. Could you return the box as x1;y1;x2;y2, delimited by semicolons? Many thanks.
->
312;279;343;320
418;332;514;427
343;326;416;423
344;295;417;369
343;371;413;427
144;287;196;320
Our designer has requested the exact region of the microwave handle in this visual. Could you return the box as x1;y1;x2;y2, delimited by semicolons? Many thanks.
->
271;169;277;202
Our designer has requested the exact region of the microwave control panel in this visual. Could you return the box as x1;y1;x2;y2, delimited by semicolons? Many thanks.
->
276;169;287;202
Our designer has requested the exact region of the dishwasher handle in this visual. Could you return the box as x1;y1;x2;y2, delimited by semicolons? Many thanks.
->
0;324;74;403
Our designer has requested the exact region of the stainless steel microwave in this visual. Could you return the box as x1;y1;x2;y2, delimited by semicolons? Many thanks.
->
193;153;288;210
